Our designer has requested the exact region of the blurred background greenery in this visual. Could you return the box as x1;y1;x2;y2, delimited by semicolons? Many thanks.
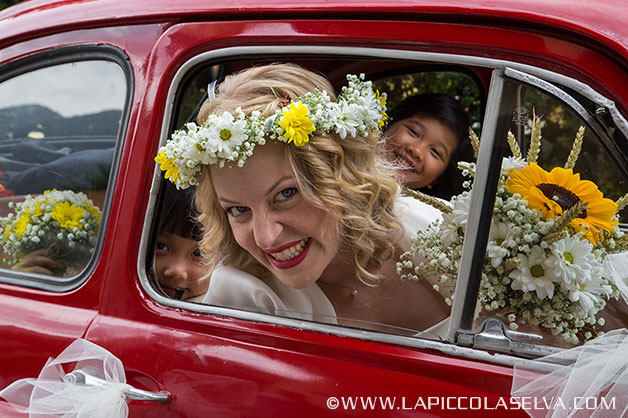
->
1;0;25;9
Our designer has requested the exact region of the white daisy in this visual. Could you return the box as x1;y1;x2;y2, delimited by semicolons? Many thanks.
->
550;235;598;285
487;221;512;268
500;156;527;177
440;191;471;245
356;93;381;130
509;246;561;299
180;129;214;165
569;275;611;312
206;112;247;155
334;102;360;139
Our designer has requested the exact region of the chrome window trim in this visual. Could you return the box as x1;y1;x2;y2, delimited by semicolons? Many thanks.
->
447;69;506;341
139;45;628;365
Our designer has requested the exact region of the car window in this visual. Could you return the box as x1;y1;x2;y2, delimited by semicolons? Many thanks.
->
459;69;628;352
0;54;128;287
149;57;486;339
148;53;626;354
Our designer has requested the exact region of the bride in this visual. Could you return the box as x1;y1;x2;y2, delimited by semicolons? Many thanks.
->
156;63;449;333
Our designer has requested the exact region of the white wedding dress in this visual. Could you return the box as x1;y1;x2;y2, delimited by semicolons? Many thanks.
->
202;194;448;335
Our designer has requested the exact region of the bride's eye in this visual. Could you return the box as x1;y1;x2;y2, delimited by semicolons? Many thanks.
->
276;187;297;201
226;206;249;217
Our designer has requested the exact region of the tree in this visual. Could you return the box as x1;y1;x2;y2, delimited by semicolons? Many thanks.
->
0;0;26;10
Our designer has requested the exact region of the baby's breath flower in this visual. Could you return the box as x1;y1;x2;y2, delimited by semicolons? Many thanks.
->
400;127;622;343
156;73;386;189
0;190;101;271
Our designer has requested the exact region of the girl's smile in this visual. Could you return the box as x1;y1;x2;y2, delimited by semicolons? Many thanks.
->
386;115;458;189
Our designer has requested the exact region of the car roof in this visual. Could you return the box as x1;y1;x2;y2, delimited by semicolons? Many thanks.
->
2;0;628;62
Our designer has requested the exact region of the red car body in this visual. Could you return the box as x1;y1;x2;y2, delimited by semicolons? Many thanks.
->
0;1;627;416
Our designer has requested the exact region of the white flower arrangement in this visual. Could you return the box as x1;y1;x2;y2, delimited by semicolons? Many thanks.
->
0;189;102;274
155;73;388;189
398;119;628;344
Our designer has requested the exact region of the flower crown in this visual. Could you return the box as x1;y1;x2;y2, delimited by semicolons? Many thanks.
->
155;74;388;189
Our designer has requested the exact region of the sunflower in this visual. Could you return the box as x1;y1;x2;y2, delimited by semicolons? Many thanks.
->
506;163;618;243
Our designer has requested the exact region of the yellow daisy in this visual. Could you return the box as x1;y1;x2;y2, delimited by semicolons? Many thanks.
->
506;163;618;243
277;101;315;146
15;214;29;238
375;90;388;128
85;204;102;223
51;202;84;230
28;201;44;217
154;151;180;183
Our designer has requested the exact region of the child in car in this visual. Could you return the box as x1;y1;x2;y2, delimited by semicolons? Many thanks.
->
384;93;474;200
153;181;209;302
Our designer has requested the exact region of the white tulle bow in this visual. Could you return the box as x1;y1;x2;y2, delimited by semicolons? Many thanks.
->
603;253;628;304
511;328;628;418
0;339;129;418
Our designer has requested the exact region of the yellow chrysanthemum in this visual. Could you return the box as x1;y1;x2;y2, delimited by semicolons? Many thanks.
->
154;151;180;183
51;202;84;230
15;214;29;237
85;204;102;223
506;163;618;243
26;201;44;217
277;101;315;146
375;90;388;128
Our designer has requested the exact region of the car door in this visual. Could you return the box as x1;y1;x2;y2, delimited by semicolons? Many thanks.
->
2;6;627;418
83;19;537;418
0;42;131;386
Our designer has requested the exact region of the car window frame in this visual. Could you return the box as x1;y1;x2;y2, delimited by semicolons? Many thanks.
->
453;67;628;356
140;44;628;364
0;44;133;292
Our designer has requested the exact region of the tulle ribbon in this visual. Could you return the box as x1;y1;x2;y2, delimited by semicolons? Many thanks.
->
0;339;130;418
511;328;628;418
604;253;628;305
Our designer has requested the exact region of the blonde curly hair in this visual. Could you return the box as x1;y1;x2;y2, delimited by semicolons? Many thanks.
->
194;63;401;285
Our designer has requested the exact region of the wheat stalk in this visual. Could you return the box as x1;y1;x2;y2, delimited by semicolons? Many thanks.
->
564;126;585;170
403;188;452;214
469;127;480;159
526;111;542;164
507;131;522;159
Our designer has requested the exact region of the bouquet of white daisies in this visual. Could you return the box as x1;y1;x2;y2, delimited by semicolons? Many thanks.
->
398;116;627;343
0;189;102;274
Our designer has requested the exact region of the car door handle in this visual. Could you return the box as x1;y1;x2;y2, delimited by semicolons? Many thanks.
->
64;368;170;403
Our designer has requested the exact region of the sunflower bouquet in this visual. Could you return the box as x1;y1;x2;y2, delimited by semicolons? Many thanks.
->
398;116;628;343
0;189;102;275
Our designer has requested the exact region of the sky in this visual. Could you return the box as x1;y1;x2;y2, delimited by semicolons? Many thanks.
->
0;60;126;117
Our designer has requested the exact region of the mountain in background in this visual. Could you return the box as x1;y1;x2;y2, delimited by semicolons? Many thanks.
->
0;104;121;139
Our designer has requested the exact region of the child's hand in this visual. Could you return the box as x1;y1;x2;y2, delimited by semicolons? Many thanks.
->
11;249;60;276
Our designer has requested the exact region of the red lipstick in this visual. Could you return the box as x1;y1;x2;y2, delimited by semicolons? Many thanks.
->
267;238;312;269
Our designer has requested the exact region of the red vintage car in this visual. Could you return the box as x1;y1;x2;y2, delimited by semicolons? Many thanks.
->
0;0;627;416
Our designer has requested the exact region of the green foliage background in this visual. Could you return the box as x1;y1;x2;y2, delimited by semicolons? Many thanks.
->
373;71;483;129
1;0;25;9
0;0;24;9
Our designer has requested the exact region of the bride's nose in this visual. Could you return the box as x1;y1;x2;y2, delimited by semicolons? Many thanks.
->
252;212;284;250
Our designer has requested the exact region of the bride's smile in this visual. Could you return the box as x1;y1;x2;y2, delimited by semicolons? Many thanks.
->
210;141;341;289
